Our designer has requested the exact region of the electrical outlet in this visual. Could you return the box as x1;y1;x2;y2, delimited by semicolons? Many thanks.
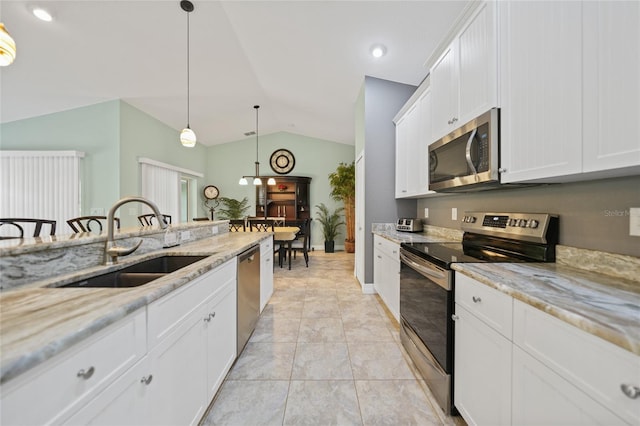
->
451;208;458;221
164;231;179;247
181;230;191;241
630;208;640;236
424;208;429;218
212;226;219;235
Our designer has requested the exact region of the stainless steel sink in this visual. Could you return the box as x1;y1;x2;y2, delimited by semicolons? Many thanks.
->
58;255;208;288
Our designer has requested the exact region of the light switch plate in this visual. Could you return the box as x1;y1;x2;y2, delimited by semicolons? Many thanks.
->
424;208;429;218
212;226;219;235
630;208;640;236
451;208;457;221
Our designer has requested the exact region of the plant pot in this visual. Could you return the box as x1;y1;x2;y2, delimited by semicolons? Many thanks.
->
324;241;335;253
344;239;355;253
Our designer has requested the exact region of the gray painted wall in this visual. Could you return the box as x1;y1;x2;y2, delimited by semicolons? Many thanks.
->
417;175;640;257
362;76;417;284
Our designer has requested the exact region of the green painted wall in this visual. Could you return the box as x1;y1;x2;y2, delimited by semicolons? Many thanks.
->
0;101;121;217
207;131;355;247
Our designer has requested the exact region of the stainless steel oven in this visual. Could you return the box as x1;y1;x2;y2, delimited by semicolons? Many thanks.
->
399;212;559;415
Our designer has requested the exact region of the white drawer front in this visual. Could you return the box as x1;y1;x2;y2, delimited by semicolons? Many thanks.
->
513;300;640;425
455;273;513;339
374;235;400;260
148;258;236;348
260;236;273;255
1;310;146;425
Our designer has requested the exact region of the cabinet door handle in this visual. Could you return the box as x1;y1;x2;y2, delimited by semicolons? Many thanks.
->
472;296;482;303
77;366;95;380
451;314;459;321
141;375;153;385
377;255;382;259
204;312;216;322
621;384;640;399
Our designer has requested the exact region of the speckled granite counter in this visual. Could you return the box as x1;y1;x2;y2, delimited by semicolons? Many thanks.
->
0;231;269;384
452;262;640;356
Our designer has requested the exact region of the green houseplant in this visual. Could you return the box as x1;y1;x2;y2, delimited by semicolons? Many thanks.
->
328;161;355;253
217;197;250;220
315;203;345;253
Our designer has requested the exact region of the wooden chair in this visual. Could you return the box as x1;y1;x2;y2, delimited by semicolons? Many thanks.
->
229;219;246;232
290;218;310;267
249;219;274;232
0;218;57;239
138;214;171;227
67;216;119;234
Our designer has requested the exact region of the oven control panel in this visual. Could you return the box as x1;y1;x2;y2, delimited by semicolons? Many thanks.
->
461;212;558;243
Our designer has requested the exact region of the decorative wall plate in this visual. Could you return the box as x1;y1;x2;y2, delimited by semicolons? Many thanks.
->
269;149;295;174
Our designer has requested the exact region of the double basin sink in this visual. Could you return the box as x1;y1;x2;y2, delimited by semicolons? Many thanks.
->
59;255;209;289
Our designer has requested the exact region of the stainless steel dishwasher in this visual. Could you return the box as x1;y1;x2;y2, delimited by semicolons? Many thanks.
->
237;245;260;354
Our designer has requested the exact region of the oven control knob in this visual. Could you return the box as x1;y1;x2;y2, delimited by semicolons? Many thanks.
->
509;219;517;227
518;219;528;227
469;216;476;223
529;219;539;229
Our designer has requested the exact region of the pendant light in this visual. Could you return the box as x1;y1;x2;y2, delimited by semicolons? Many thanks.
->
0;23;17;67
179;1;196;147
239;105;276;186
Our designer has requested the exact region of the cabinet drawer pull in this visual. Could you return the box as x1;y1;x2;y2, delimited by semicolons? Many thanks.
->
472;296;482;303
204;312;217;322
77;366;95;380
621;384;640;399
140;375;153;385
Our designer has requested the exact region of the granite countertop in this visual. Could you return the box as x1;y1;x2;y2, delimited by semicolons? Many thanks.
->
0;231;268;384
452;262;640;356
372;228;461;244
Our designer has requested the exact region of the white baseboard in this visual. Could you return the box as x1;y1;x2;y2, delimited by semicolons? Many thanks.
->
361;282;376;294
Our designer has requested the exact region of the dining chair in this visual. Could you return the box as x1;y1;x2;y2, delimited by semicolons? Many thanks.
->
249;219;274;232
138;214;172;227
0;218;57;239
290;218;310;267
229;219;246;232
67;216;119;234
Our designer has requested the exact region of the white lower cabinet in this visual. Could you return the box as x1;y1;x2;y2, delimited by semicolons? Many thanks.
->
512;345;625;426
260;236;274;312
373;235;400;321
454;273;639;426
454;276;512;426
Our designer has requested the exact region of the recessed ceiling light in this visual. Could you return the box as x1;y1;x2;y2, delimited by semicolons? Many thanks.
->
370;44;387;58
32;8;53;22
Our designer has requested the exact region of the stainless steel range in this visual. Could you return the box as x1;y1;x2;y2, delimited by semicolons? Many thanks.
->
399;212;559;415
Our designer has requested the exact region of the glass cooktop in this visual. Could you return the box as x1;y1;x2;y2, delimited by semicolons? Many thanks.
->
401;241;535;269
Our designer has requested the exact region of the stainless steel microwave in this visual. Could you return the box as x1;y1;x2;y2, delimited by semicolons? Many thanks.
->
428;108;499;192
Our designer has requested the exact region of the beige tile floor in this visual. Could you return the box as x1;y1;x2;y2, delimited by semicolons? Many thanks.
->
202;250;462;426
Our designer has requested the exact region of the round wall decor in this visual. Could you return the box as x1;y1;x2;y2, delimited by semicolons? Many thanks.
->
269;149;295;174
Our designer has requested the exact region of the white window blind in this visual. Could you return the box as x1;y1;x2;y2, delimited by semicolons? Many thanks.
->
0;151;84;236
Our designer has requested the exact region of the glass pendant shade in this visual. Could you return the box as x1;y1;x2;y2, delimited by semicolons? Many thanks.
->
239;177;248;185
253;177;262;185
180;127;196;147
267;177;276;185
0;23;17;67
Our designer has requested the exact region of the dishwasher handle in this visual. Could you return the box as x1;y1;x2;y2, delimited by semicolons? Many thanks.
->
238;245;260;263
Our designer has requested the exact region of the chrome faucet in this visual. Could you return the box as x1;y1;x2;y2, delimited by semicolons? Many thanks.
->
105;196;168;265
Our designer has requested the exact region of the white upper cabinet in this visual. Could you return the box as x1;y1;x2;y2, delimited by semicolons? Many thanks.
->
500;0;640;183
499;1;583;183
431;0;497;142
395;87;434;199
582;1;640;174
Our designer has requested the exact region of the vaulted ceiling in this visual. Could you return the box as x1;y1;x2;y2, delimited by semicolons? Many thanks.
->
1;1;468;146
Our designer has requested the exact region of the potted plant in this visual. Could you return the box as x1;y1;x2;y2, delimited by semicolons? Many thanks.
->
217;197;250;220
315;203;345;253
328;161;355;253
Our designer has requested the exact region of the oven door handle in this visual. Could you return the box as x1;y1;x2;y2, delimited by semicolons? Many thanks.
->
465;128;478;179
400;251;451;290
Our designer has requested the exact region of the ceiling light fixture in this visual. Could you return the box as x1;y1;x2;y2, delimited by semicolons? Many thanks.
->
239;105;276;186
179;0;196;148
32;8;53;22
370;44;387;58
0;23;16;66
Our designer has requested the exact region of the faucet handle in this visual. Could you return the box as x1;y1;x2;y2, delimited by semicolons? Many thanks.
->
106;239;143;258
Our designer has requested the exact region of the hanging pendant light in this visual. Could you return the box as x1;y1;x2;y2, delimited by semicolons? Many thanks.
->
179;1;196;147
0;23;17;67
239;105;275;186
